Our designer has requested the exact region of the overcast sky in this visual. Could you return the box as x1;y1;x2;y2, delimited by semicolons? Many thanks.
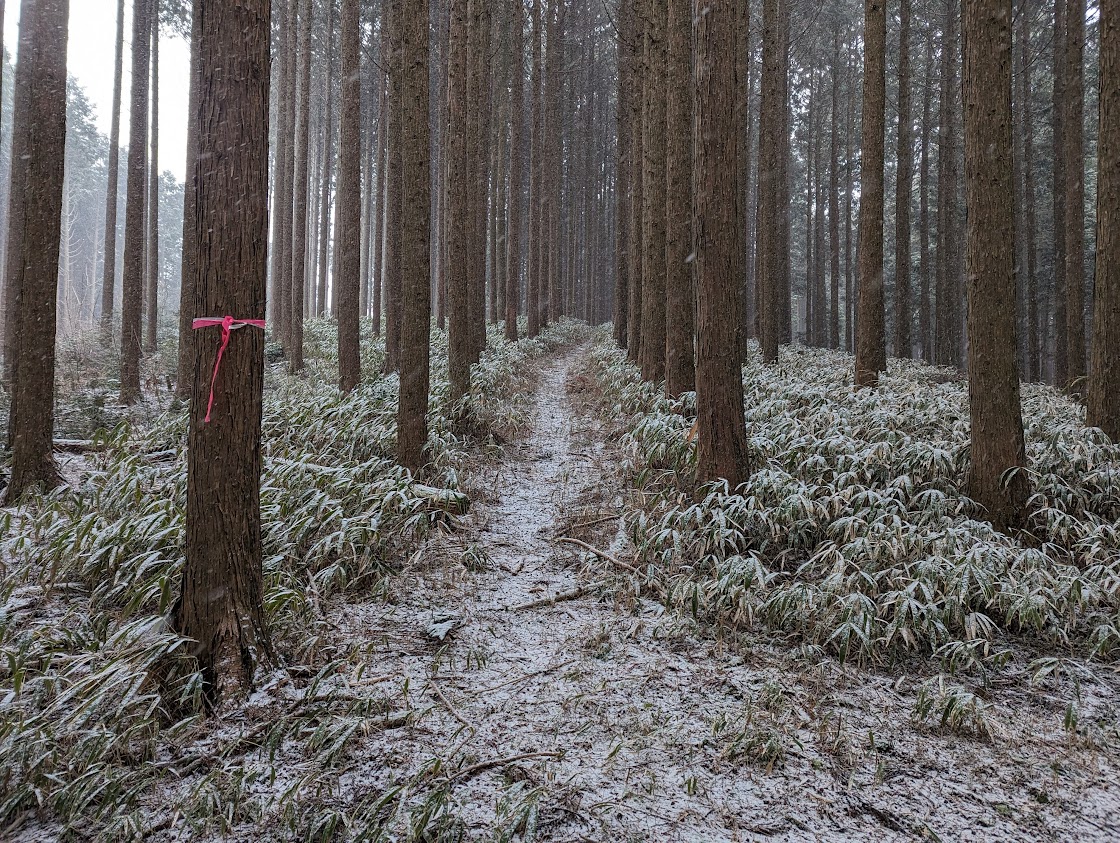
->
4;0;191;180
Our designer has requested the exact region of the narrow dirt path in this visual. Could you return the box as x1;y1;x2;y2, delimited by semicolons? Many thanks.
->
340;345;1110;843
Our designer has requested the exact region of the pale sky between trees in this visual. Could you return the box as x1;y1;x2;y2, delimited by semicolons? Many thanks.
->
3;0;191;179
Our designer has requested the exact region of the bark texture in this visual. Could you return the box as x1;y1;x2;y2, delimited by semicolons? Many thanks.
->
145;12;160;354
1087;0;1119;440
505;0;525;342
664;0;693;397
934;0;961;367
757;0;782;364
337;0;363;392
638;0;666;383
289;0;313;373
829;39;841;350
527;0;542;338
855;0;887;388
271;0;294;350
2;0;37;387
120;0;153;404
99;0;126;346
397;0;432;474
919;36;933;362
626;1;643;360
448;0;471;403
962;0;1031;531
613;0;632;349
5;0;69;503
694;0;750;489
894;0;912;358
175;0;271;703
1063;0;1086;393
383;0;403;372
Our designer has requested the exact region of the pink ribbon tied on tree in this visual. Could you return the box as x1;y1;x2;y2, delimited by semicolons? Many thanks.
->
192;315;266;423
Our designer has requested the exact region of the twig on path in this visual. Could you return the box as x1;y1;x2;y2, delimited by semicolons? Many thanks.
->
448;751;564;783
508;582;603;611
556;536;639;573
476;658;579;694
430;680;473;730
556;513;621;536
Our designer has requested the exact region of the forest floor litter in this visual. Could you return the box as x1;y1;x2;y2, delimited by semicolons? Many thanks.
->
6;335;1120;842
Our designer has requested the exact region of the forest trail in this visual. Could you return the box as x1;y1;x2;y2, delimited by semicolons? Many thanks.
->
340;344;1117;843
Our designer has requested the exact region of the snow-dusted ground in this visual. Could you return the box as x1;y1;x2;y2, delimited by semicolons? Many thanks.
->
13;341;1116;841
258;345;1118;842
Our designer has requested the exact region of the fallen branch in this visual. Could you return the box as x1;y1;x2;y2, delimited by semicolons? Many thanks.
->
449;751;563;783
508;582;602;611
430;681;473;730
556;537;639;573
477;659;579;694
556;513;621;535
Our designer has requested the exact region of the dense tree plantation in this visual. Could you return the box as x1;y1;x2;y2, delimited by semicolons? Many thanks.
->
0;0;1118;837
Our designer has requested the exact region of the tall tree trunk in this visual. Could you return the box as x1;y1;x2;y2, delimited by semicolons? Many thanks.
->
99;0;126;347
1017;0;1040;382
813;72;827;348
777;0;792;346
398;0;432;473
543;0;561;329
470;0;494;356
745;30;759;342
626;1;644;359
894;0;912;358
664;0;693;396
273;0;296;353
1062;0;1086;393
638;0;666;382
175;0;271;704
934;0;960;367
1052;0;1067;384
757;0;782;364
962;0;1030;530
337;0;363;392
145;12;160;354
695;0;750;488
855;0;887;388
1087;0;1119;439
527;0;542;338
120;0;153;404
735;0;749;360
5;0;69;502
318;0;336;319
3;0;36;387
829;38;841;350
359;80;374;319
0;1;5;312
505;0;525;341
494;127;505;327
919;34;933;363
805;69;816;345
844;42;856;353
372;75;387;334
288;0;313;373
448;0;471;402
383;0;403;372
176;11;202;400
613;0;631;349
